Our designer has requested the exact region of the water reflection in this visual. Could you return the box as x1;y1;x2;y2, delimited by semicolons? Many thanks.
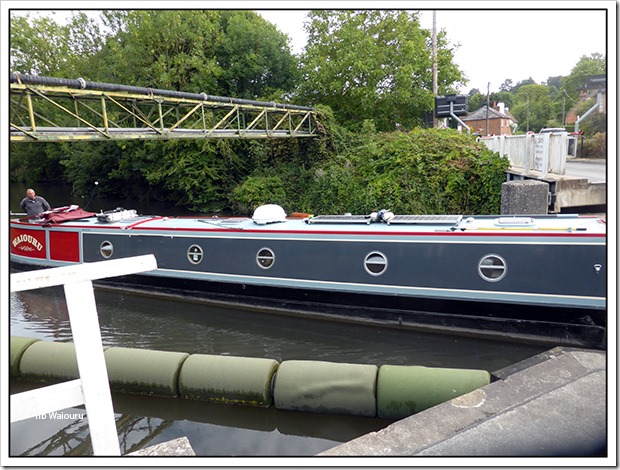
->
11;379;386;456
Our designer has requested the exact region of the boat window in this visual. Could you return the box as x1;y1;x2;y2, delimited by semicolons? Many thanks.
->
364;251;388;276
478;254;507;282
100;241;114;259
187;245;204;265
257;248;275;269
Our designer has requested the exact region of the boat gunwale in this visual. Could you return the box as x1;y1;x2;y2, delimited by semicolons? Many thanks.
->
9;218;606;239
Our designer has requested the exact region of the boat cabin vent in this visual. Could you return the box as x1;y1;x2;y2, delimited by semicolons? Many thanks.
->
494;217;535;226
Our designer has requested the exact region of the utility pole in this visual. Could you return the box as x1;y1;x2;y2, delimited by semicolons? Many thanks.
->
562;90;566;126
432;10;438;127
526;99;530;132
485;82;490;135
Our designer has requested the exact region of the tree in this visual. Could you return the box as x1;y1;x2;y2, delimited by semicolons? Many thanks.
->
90;10;224;92
217;11;299;100
511;84;552;132
499;79;513;92
88;10;299;100
562;53;606;99
491;91;513;110
297;10;466;131
467;92;485;112
510;77;536;94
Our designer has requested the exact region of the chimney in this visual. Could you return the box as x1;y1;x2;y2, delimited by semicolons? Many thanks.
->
497;102;505;115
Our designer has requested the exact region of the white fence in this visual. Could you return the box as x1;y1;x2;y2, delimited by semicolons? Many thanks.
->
479;132;569;178
10;255;158;456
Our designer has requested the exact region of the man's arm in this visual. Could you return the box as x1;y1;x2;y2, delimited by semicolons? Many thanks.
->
41;197;51;211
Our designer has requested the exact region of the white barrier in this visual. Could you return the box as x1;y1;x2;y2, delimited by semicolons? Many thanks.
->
10;255;158;456
479;132;569;177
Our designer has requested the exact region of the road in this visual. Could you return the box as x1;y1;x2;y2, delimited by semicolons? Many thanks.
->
564;159;606;183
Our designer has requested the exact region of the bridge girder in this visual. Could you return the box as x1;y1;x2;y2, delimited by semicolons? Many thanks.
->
10;75;319;142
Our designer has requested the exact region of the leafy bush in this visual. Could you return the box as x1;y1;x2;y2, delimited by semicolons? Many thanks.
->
230;175;287;214
300;128;510;215
580;132;606;159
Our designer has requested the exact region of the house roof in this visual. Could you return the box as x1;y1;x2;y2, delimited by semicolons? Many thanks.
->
462;105;518;123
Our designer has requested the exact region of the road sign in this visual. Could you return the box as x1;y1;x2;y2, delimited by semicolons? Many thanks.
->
435;94;468;117
586;74;606;91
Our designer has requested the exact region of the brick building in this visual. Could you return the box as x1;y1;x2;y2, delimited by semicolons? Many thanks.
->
461;102;518;135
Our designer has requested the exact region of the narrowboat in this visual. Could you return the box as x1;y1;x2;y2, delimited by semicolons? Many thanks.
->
10;204;607;348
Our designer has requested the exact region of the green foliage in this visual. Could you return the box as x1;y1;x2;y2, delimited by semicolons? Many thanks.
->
297;10;465;132
230;176;287;214
217;11;299;99
9;143;67;183
129;139;253;212
59;141;137;198
580;132;606;159
562;53;606;98
301;128;510;215
511;84;552;133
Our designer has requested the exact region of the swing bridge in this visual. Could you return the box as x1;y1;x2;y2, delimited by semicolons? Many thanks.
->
9;73;319;143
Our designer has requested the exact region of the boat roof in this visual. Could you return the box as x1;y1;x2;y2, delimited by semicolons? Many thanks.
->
11;207;607;235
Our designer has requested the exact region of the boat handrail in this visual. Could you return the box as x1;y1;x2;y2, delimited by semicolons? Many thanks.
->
306;214;463;226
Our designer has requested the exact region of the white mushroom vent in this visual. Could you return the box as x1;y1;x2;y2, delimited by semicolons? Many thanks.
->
252;204;287;225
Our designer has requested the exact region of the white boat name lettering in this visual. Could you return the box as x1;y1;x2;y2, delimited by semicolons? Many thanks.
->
12;234;43;251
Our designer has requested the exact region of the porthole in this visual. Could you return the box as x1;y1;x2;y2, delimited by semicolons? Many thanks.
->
478;254;507;282
257;247;275;270
100;240;114;259
187;245;204;265
364;251;388;276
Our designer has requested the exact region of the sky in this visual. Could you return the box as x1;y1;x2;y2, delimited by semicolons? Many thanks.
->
258;5;610;94
3;2;611;94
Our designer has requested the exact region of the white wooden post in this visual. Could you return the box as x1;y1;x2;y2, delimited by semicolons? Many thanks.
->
10;254;158;456
64;279;119;455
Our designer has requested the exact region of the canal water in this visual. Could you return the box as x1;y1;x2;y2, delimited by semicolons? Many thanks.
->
8;182;549;457
9;282;548;457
